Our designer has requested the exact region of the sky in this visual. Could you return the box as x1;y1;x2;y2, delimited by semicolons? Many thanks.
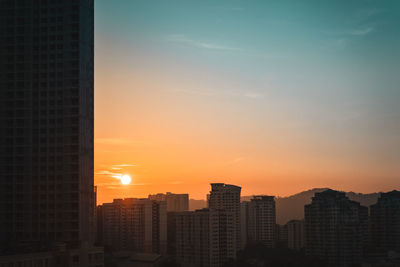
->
94;0;400;204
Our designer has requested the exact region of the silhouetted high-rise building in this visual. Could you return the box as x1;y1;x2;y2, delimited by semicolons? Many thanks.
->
0;0;95;263
149;192;189;212
175;209;210;267
247;195;276;248
208;183;241;249
370;190;400;253
240;201;249;248
286;219;304;250
175;208;236;267
305;189;368;267
98;198;167;255
275;224;288;248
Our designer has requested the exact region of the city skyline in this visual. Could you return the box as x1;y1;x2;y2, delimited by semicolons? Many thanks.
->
2;1;399;266
94;0;399;203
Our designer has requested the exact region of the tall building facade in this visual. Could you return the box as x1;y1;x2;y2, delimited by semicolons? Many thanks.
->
208;183;241;250
98;198;167;255
149;192;189;212
240;201;249;248
175;208;236;267
305;190;368;267
175;209;210;267
286;219;304;250
0;0;95;258
370;190;400;253
247;196;276;248
275;224;288;248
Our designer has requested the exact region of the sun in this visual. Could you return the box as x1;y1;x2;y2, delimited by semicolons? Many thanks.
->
120;174;131;185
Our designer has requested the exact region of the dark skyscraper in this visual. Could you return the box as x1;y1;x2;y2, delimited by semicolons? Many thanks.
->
370;190;400;254
208;183;241;250
305;190;368;267
246;195;276;248
0;0;95;259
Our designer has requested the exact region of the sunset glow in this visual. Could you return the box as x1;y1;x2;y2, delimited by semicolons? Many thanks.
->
94;0;400;204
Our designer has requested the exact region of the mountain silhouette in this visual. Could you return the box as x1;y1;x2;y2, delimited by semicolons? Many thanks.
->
244;188;380;224
190;188;380;224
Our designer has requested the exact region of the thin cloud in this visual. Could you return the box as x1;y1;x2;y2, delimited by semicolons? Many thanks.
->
96;170;119;176
349;27;374;36
167;34;242;51
323;26;375;37
113;164;136;167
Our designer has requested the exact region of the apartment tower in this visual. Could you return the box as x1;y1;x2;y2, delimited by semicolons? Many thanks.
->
247;195;276;248
175;208;235;267
305;190;368;267
98;198;167;255
370;190;400;254
208;183;241;250
148;192;189;212
0;0;95;259
286;219;305;250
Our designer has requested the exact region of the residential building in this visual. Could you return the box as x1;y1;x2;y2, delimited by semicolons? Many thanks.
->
275;224;288;248
98;198;167;255
370;190;400;253
287;220;304;250
0;0;98;265
247;196;276;248
305;189;368;267
175;208;236;267
208;183;241;250
149;192;189;212
240;201;249;248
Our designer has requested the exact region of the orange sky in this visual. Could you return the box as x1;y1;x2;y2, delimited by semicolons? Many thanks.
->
94;59;398;204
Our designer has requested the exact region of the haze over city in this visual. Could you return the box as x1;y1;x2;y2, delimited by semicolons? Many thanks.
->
94;0;400;203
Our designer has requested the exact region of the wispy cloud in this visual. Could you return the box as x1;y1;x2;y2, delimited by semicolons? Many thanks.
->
321;25;374;51
349;27;374;36
167;34;242;51
323;26;375;37
96;162;137;185
96;170;119;176
113;164;136;167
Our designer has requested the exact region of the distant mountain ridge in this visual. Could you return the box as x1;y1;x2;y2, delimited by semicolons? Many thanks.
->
244;188;380;224
189;188;381;225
